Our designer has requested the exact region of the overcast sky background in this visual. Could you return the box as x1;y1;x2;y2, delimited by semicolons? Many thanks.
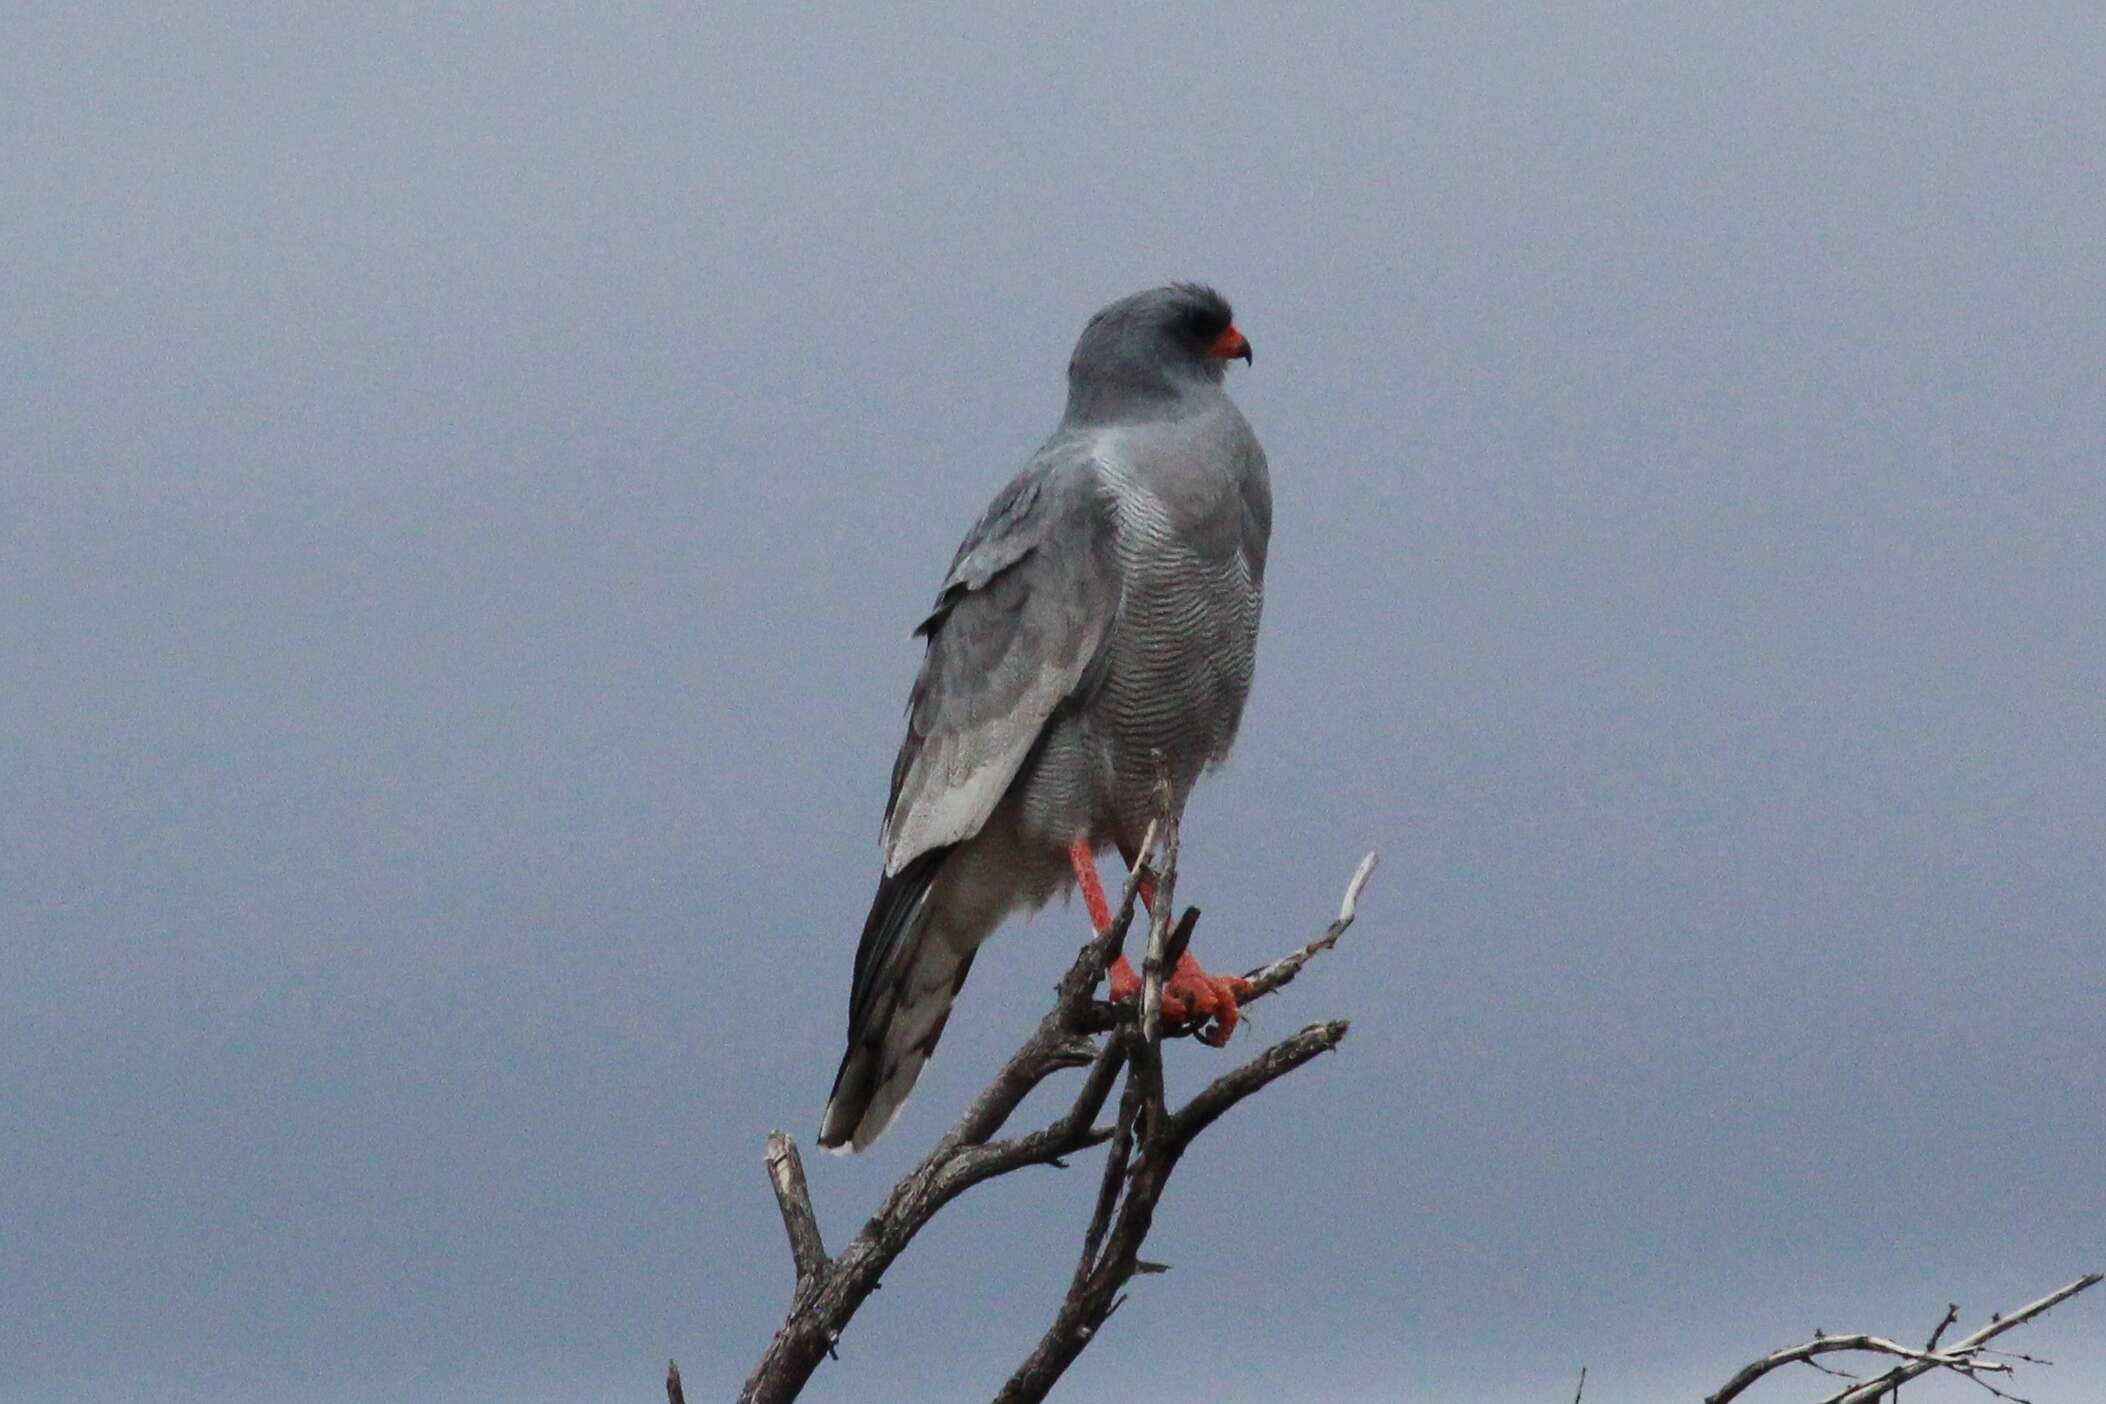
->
4;7;2102;1402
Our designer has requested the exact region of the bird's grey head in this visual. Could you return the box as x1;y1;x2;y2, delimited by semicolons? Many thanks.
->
1063;284;1252;425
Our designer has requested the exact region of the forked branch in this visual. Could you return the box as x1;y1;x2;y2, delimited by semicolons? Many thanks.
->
724;834;1379;1404
1703;1273;2101;1404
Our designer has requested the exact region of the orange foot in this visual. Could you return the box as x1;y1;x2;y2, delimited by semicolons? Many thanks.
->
1107;951;1253;1047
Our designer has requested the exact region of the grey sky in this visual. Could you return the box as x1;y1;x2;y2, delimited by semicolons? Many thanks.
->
4;6;2101;1402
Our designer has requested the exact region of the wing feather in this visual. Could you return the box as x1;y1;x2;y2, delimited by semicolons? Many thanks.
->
881;454;1120;874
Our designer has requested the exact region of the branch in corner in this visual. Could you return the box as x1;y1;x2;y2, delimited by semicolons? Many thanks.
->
1702;1274;2102;1404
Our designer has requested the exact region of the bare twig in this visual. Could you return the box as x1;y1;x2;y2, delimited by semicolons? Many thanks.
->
993;1016;1352;1403
1703;1275;2102;1404
1926;1301;1960;1352
1819;1276;2099;1404
1572;1364;1587;1404
1137;813;1181;1052
763;1131;827;1287
731;823;1372;1404
1710;1334;2000;1404
1892;1300;1964;1404
1072;1051;1145;1297
1240;850;1378;1004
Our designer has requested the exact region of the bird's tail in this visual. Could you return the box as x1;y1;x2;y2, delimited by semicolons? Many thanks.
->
820;847;976;1152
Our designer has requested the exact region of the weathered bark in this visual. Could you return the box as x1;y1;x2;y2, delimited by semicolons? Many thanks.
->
1703;1274;2102;1404
725;826;1378;1404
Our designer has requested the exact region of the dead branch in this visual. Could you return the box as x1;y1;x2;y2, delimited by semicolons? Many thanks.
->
1924;1301;1960;1353
730;833;1378;1404
763;1132;827;1287
1703;1274;2101;1404
992;1017;1350;1404
1240;848;1379;1002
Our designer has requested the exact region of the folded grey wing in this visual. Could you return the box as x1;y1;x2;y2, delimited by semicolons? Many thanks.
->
881;462;1121;876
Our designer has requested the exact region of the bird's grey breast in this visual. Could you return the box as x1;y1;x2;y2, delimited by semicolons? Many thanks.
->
1086;399;1269;825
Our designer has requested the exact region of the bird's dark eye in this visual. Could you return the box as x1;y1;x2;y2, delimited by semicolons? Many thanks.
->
1178;298;1231;345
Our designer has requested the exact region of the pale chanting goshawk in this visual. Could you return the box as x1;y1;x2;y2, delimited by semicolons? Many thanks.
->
821;285;1269;1152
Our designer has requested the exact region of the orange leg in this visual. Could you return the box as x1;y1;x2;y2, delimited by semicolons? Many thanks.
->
1078;837;1251;1046
1114;837;1158;913
1068;836;1112;933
